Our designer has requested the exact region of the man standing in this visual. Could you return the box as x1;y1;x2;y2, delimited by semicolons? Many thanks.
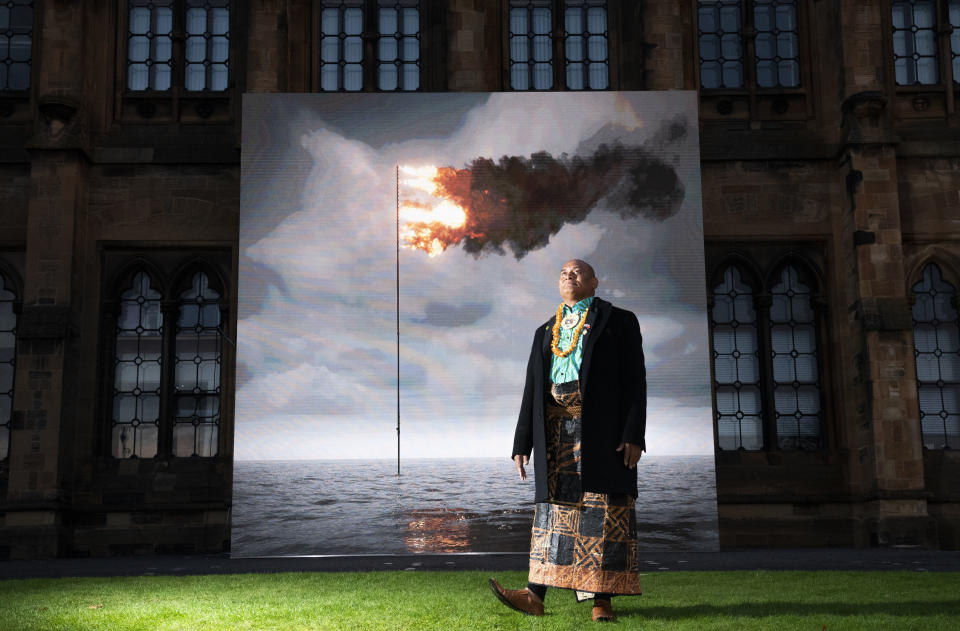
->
490;259;646;622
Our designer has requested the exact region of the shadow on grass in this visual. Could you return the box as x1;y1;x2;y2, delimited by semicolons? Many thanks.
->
612;600;960;621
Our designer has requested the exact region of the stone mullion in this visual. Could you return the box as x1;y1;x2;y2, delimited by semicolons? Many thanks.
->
97;301;120;459
159;299;180;458
216;302;230;457
811;294;830;450
705;294;721;449
364;0;377;91
740;0;757;119
552;0;564;91
755;292;775;451
171;0;187;120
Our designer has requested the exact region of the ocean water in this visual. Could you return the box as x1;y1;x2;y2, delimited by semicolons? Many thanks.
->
231;456;719;557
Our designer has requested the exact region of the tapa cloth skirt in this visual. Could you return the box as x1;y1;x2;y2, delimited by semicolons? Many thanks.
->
527;380;642;596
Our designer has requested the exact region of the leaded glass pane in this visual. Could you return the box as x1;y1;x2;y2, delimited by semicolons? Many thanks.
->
769;265;821;451
564;1;608;90
753;1;799;87
183;0;230;91
377;1;419;91
912;263;960;449
699;0;743;88
711;266;763;450
126;1;173;91
319;1;365;91
510;0;553;90
950;1;960;82
112;271;162;458
0;0;32;90
893;1;940;85
173;272;222;457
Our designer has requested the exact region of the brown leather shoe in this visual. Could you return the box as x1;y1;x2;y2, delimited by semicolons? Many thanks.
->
592;598;616;622
488;578;544;616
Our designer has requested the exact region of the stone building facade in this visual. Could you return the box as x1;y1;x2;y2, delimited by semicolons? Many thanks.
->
0;0;957;558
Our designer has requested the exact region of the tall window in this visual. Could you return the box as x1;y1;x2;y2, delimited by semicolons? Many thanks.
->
697;0;800;89
0;0;33;91
0;271;16;464
508;0;610;91
173;272;222;457
892;1;940;85
709;259;824;451
712;266;763;450
112;272;163;458
769;266;821;451
891;0;960;85
509;0;553;90
108;267;225;459
911;263;960;450
317;0;421;92
126;0;230;92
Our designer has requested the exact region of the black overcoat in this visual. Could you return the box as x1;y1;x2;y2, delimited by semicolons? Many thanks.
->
512;297;646;502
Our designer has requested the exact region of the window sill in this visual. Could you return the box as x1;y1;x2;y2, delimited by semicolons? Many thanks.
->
119;92;233;124
700;91;810;122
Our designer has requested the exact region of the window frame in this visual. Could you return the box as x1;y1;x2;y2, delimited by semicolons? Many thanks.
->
501;0;626;91
0;258;22;474
98;252;231;460
881;0;960;117
114;0;240;123
907;258;960;450
707;249;830;452
309;0;444;92
694;0;814;121
0;0;39;122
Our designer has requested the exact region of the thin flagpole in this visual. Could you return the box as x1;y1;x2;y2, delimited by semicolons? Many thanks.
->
396;164;401;477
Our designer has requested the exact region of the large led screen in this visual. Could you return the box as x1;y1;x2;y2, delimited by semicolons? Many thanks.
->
234;92;716;556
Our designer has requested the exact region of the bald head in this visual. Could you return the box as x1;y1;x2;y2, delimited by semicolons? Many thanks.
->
558;259;598;306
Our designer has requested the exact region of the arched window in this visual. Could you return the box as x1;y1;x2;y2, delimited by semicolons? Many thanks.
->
105;259;228;460
711;265;763;450
769;264;821;451
911;262;960;450
173;272;222;457
112;271;163;459
708;256;825;452
0;272;17;463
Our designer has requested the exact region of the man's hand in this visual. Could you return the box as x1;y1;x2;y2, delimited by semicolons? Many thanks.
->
513;454;529;480
616;443;643;469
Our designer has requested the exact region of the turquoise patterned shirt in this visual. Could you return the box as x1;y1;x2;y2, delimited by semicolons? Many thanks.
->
549;297;594;384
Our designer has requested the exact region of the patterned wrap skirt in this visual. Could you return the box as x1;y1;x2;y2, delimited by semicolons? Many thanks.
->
527;380;642;596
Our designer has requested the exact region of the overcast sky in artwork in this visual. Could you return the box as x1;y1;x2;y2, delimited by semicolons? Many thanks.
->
237;92;711;460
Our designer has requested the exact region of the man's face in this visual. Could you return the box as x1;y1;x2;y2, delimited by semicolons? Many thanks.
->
558;260;598;303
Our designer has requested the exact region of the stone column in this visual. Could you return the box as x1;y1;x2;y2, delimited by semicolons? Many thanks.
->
4;0;88;558
839;89;933;546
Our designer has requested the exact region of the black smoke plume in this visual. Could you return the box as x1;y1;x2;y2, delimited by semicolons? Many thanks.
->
422;117;688;259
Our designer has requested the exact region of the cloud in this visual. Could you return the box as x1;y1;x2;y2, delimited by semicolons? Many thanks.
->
237;93;710;458
414;301;493;327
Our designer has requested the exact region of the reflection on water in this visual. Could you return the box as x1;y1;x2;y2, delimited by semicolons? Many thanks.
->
405;508;471;552
231;456;718;557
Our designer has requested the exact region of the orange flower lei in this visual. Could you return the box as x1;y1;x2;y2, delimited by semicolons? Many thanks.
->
550;303;589;358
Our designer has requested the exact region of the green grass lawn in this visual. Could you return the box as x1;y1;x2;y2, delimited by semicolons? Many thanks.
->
1;570;959;630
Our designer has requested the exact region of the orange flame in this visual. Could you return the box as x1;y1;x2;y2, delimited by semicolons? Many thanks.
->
398;164;473;257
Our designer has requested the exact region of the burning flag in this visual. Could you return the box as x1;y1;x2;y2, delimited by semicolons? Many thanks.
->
398;117;689;259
